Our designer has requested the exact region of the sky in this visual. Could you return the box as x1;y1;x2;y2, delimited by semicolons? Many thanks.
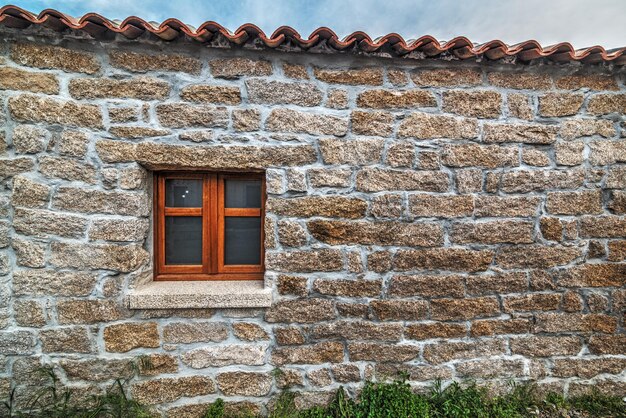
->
7;0;626;49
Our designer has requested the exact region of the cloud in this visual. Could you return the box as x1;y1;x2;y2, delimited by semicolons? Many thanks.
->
12;0;626;48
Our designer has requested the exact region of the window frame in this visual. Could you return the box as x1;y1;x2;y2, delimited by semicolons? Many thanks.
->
153;171;265;281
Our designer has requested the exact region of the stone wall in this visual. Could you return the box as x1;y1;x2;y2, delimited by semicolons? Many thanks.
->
0;26;625;416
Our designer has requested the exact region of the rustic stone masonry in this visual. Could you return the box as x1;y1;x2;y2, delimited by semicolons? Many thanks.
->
0;24;625;416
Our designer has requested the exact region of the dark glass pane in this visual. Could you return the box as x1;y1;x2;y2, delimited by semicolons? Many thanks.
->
165;179;202;207
165;216;202;265
225;179;261;208
224;217;261;265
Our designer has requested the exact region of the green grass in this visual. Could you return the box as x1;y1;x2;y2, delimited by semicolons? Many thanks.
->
2;369;624;418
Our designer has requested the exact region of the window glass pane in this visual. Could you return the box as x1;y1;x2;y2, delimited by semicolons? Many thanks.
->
224;217;261;265
165;216;202;265
165;179;202;207
225;179;261;208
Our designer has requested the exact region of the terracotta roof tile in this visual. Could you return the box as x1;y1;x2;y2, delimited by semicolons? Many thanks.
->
1;5;625;65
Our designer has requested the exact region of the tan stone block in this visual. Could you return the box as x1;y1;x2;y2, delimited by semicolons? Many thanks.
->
588;140;626;165
470;318;531;337
12;238;46;268
132;376;215;404
555;140;584;165
104;322;159;352
14;300;46;327
450;220;534;244
50;242;148;272
274;326;305;345
552;357;626;379
277;275;308;296
389;274;465;298
348;342;419;362
586;93;626;115
277;220;307;247
13;207;87;239
217;372;271;396
431;297;500;321
314;67;383;85
555;74;618;90
13;269;97;297
487;72;552;90
39;156;97;183
8;94;102;128
58;130;89;157
386;141;415;167
455;169;482;193
337;303;368;318
265;298;335;323
267;196;366;219
405;322;466;340
69;77;169;100
466;272;528;295
546;190;603;215
507;93;533;120
394;248;494;272
503;293;561;313
12;125;48;154
232;323;268;341
138;354;178;376
307;368;332;387
266;108;348;136
307;167;352;188
483;123;557;144
311;320;402;340
182;345;266;368
443;90;502;118
539;93;584;117
210;58;272;78
560;119;616;139
557;264;626;287
423;339;506;364
534;313;617;334
56;300;128;325
319;138;384;165
11;43;100;74
500;168;585;193
411;69;482;87
307;220;443;246
61;358;134;381
456;359;527;379
89;217;149;242
351;110;394;137
313;278;381;297
587;335;626;354
12;175;49;208
283;63;308;79
398;113;478;139
442;143;518;168
232;108;261;131
109;50;201;74
510;336;582;356
387;69;409;86
370;194;403;218
326;89;348;109
608;240;626;261
0;157;34;180
156;103;228;128
162;322;228;343
522;148;550;166
272;342;344;365
496;245;582;269
331;364;361;383
39;327;92;353
580;215;626;238
356;167;449;192
0;67;58;94
357;89;436;108
108;126;169;139
53;186;149;216
179;84;241;104
246;79;321;106
370;300;428;321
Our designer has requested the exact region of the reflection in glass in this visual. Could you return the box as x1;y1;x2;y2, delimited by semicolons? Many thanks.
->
225;179;261;208
165;216;202;265
224;217;261;265
165;179;202;207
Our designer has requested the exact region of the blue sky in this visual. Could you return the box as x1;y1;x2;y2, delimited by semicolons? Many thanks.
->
8;0;626;49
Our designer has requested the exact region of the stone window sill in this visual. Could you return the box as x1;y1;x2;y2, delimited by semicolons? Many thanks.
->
127;280;272;309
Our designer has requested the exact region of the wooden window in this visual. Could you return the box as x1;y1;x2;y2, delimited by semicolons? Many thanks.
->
154;172;265;281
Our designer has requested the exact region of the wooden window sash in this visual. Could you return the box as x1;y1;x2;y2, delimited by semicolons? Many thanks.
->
154;172;264;281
